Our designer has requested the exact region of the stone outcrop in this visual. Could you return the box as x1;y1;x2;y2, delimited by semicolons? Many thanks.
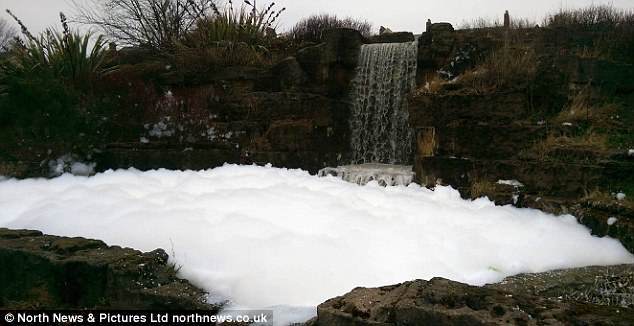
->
367;32;415;44
89;28;364;176
0;229;216;310
310;265;634;325
410;24;634;252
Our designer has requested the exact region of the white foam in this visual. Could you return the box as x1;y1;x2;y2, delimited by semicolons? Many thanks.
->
318;164;414;186
0;164;632;324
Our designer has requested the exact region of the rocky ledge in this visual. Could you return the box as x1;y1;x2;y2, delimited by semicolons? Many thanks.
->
310;265;634;325
0;228;217;311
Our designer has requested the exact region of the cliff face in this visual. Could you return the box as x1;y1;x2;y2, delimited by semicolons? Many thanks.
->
90;29;367;175
410;23;634;251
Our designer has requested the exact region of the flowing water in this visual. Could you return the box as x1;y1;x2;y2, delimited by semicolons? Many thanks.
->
349;41;418;165
320;41;419;185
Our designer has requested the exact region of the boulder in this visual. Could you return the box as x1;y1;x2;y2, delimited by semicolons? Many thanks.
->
367;32;416;44
379;26;393;35
429;22;455;33
272;56;307;91
0;228;217;310
311;266;634;325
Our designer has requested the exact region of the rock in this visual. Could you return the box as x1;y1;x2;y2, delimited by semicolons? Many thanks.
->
367;32;416;44
429;22;455;33
322;28;365;69
312;267;634;325
491;264;634;307
379;26;393;35
272;56;307;91
296;43;328;85
0;228;217;310
295;28;364;96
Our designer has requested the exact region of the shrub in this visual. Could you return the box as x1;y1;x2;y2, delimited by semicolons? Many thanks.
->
173;43;267;73
289;14;372;44
74;0;217;51
0;18;16;52
545;5;634;63
4;11;109;88
187;0;284;48
0;12;111;157
458;17;536;30
179;1;284;70
545;5;634;30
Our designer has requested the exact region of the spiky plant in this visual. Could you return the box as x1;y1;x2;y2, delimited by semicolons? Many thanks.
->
0;11;112;158
191;0;285;47
4;11;109;87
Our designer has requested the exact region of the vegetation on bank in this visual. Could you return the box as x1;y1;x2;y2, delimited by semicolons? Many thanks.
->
0;18;15;52
290;14;372;44
0;2;633;178
0;11;113;170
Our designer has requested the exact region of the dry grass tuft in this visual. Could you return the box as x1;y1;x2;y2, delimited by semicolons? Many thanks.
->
470;179;498;198
530;131;610;161
554;89;621;128
582;189;634;210
456;46;538;93
417;74;447;95
458;17;537;30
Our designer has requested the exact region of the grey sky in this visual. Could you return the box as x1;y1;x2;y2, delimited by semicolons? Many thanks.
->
2;0;633;35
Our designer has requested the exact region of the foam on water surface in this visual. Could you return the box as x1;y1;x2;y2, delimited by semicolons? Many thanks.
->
1;165;632;325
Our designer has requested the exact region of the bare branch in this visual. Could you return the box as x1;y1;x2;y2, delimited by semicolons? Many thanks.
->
72;0;216;50
0;18;17;52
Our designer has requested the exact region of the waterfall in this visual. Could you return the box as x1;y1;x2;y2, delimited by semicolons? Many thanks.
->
349;41;418;165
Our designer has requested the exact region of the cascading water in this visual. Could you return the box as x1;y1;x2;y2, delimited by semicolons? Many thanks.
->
319;41;419;186
350;41;418;165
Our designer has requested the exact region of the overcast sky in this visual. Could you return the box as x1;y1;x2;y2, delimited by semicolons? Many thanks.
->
2;0;633;35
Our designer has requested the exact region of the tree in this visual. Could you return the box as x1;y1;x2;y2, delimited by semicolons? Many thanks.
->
74;0;217;50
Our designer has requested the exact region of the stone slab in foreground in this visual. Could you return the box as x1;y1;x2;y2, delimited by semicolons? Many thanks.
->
0;228;217;311
311;266;634;325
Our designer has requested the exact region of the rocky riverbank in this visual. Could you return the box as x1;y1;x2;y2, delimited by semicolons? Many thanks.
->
309;265;634;325
0;228;216;311
2;228;634;325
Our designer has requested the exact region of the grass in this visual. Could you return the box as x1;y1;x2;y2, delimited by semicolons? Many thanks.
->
455;46;537;93
528;131;610;162
173;43;268;72
554;90;620;128
582;189;634;211
416;74;447;95
458;17;537;30
470;179;497;198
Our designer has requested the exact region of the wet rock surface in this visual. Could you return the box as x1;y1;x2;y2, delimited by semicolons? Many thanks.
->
0;228;216;310
310;265;634;325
